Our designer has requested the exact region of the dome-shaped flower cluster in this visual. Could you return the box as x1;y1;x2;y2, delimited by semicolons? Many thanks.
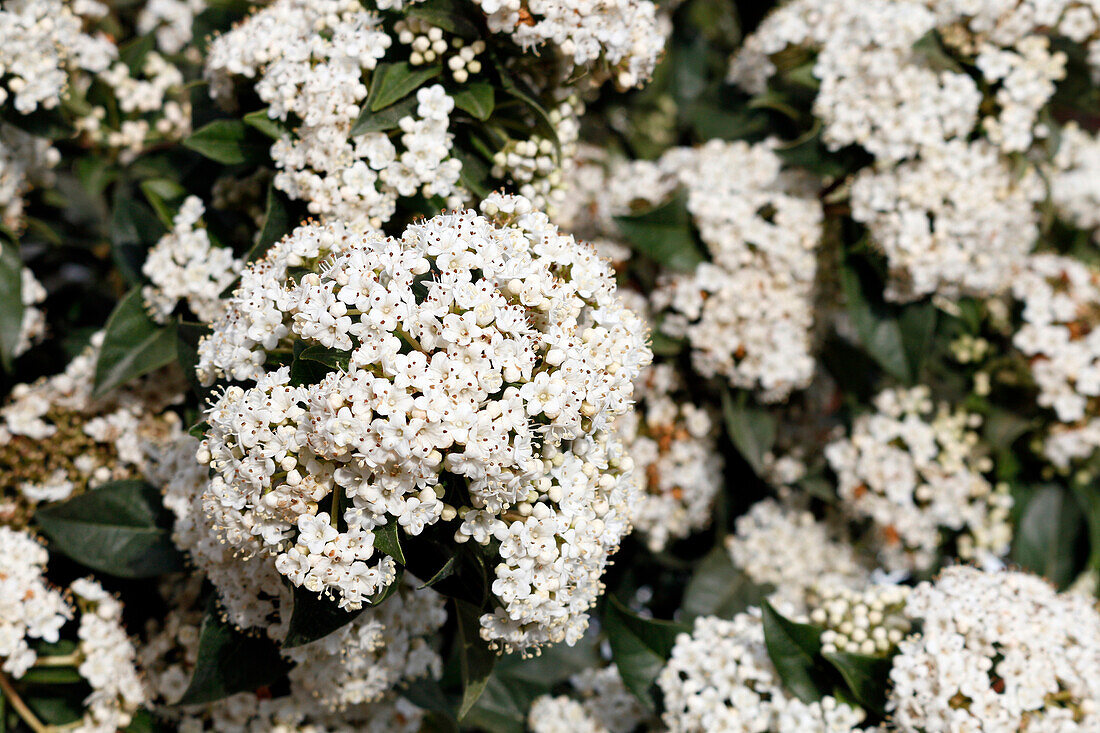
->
197;193;651;651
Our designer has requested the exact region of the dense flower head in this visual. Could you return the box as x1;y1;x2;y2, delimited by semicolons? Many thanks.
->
0;333;183;524
888;565;1100;731
617;361;723;552
825;386;1013;572
725;498;869;608
1012;254;1100;468
657;612;868;733
197;193;651;651
0;527;72;678
527;664;647;733
850;139;1043;302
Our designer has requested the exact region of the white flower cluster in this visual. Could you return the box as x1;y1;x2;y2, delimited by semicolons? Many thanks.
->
1012;254;1100;468
0;333;183;513
1050;122;1100;231
0;529;146;732
197;194;651;651
473;0;667;88
68;578;147;733
205;0;465;225
394;18;486;83
617;363;723;552
528;664;647;733
0;527;72;678
142;196;244;325
15;266;47;357
888;566;1100;731
652;140;824;401
180;691;424;733
0;123;59;229
137;0;206;55
149;436;287;633
807;583;910;657
725;498;868;609
657;612;868;733
284;580;446;710
493;98;583;215
824;386;1013;573
0;0;115;114
850;140;1043;302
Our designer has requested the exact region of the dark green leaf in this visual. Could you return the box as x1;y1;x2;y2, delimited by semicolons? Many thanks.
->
1071;479;1100;580
494;63;557;146
177;321;211;402
368;63;442;113
4;107;73;139
17;666;85;685
604;595;688;712
407;0;481;38
35;480;184;578
350;95;419;136
282;584;365;649
453;148;491;199
248;184;295;262
681;546;769;622
93;288;178;399
418;554;458;589
1013;485;1084;589
373;521;406;564
761;600;827;704
839;260;910;383
110;196;165;286
185;119;270;165
899;301;937;383
243;108;289;140
614;191;704;272
140;179;188;228
178;595;289;704
298;345;351;372
0;237;24;371
452;82;495;120
720;387;777;476
401;675;457;728
823;652;890;716
454;599;496;719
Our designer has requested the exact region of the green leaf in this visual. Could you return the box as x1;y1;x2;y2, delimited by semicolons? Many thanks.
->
243;108;289;140
823;652;890;716
185;119;269;165
1012;485;1084;589
140;178;188;229
454;599;496;719
452;82;495;121
110;196;165;286
93;288;178;400
248;184;295;262
614;191;704;272
899;300;937;383
760;600;827;704
720;387;777;476
4;106;73;140
0;237;25;371
298;345;351;372
604;595;688;712
178;595;289;705
350;95;419;136
400;675;458;728
839;259;911;383
367;62;442;113
418;554;457;589
35;480;184;578
373;521;406;564
282;584;366;649
681;546;769;622
289;339;334;386
407;0;481;38
17;666;85;685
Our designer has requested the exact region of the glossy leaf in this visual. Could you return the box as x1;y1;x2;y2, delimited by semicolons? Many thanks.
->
614;191;704;272
681;546;769;622
373;521;406;564
604;595;688;711
35;480;184;578
0;237;24;371
720;387;777;476
243;108;289;140
839;260;910;383
1013;485;1084;589
367;62;442;113
823;652;891;716
454;599;496;719
350;95;419;136
248;184;295;262
452;82;495;120
282;584;366;649
761;600;827;704
93;288;178;399
185;119;269;165
178;595;289;704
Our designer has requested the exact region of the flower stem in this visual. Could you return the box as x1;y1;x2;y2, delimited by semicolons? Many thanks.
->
0;670;50;733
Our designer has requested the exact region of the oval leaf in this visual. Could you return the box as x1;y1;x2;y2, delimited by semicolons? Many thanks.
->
760;600;828;704
604;595;688;711
614;191;704;272
184;119;270;166
93;288;178;400
35;480;184;578
0;236;25;370
368;62;442;113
